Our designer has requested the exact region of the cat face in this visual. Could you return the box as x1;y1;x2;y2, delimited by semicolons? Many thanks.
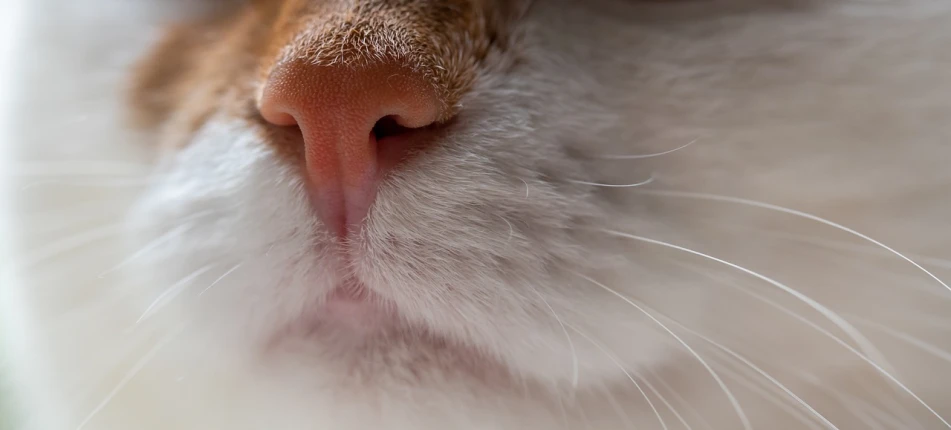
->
9;0;951;428
125;0;668;387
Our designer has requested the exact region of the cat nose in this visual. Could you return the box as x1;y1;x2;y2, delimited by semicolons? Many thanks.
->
257;60;441;237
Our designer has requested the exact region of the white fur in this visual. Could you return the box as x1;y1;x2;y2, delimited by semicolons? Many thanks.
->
4;0;951;429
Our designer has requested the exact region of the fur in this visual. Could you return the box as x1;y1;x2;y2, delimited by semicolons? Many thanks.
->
3;0;951;429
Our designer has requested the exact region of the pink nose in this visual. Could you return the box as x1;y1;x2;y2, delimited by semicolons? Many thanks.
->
257;59;441;237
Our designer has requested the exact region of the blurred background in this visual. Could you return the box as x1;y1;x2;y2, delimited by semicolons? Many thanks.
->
1;0;22;427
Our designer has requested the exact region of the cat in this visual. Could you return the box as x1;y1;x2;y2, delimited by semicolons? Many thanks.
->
3;0;951;428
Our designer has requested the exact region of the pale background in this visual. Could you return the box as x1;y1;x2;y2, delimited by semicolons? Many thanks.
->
1;0;25;427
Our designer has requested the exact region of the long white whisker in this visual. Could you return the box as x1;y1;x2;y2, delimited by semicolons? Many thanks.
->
570;394;594;430
98;208;219;278
849;315;951;364
553;390;572;430
575;272;753;430
693;218;951;272
848;373;925;430
802;365;922;430
902;313;951;331
604;231;950;427
636;190;951;295
136;265;216;324
57;326;168;422
199;263;244;296
75;329;181;430
593;138;699;160
840;397;905;430
567;323;671;430
828;397;889;430
528;287;579;389
798;372;897;430
635;372;694;430
606;231;890;370
663;315;839;430
679;256;901;366
569;175;654;188
711;361;824;430
597;384;637;429
98;224;192;278
646;367;717;430
684;262;921;428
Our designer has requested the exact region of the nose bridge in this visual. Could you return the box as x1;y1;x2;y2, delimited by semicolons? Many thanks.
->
263;61;382;186
261;0;483;117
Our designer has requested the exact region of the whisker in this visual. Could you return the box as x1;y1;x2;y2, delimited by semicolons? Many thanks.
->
199;263;244;296
679;262;924;429
645;367;717;430
136;265;216;324
831;398;889;430
663;315;839;430
569;175;654;188
598;383;638;429
98;225;191;278
798;372;899;430
592;138;699;160
635;372;694;430
675;259;899;372
849;374;925;430
553;390;572;430
603;231;950;428
98;208;220;278
528;287;580;389
74;328;181;430
59;328;167;423
903;313;951;331
689;218;951;273
636;190;951;295
849;315;951;364
712;361;825;430
605;231;890;373
570;394;595;430
567;323;672;430
804;364;925;430
574;272;753;430
842;398;906;430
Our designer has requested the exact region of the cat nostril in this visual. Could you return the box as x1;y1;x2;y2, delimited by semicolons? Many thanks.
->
372;116;412;141
257;60;443;237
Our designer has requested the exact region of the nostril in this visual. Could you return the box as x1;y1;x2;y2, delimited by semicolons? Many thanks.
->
372;115;413;141
371;114;442;172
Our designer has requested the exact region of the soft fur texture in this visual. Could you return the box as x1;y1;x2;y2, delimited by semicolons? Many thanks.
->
3;0;951;429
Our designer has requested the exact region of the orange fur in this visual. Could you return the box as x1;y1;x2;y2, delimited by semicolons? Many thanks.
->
128;0;523;151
